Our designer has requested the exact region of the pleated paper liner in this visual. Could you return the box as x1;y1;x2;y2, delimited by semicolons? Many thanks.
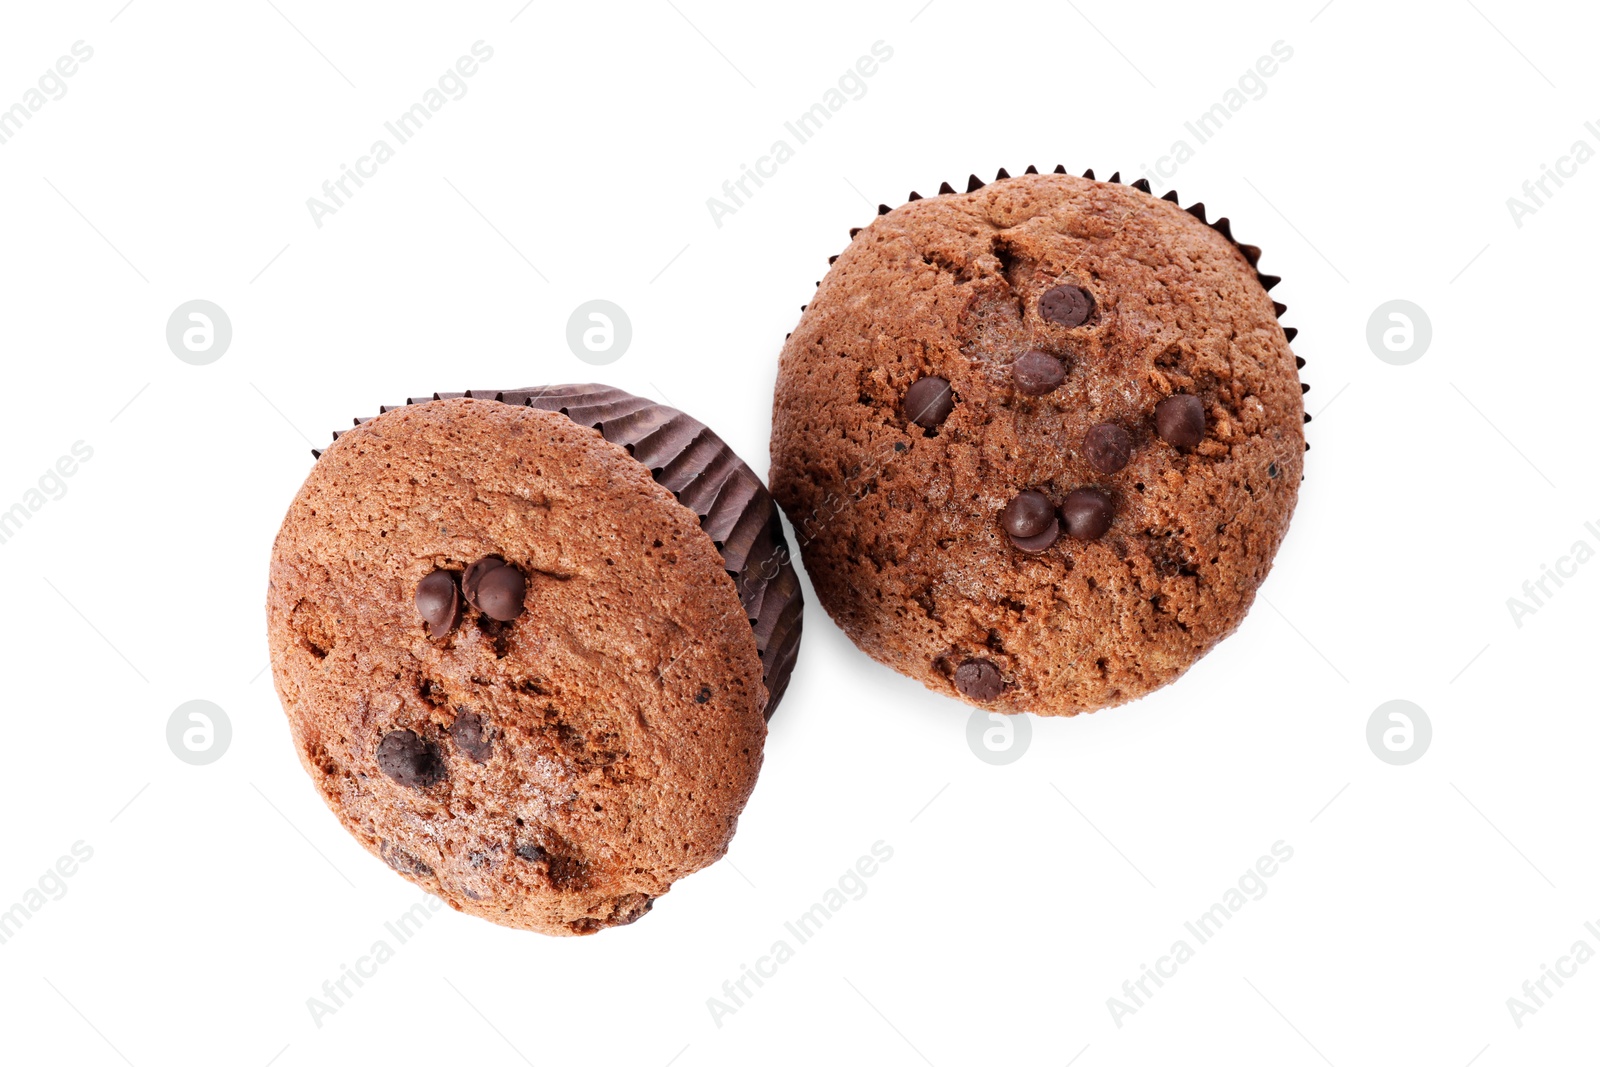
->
313;384;804;720
794;165;1310;471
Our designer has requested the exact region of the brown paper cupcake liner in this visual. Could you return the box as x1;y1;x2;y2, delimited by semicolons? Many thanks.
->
798;165;1309;469
313;384;803;720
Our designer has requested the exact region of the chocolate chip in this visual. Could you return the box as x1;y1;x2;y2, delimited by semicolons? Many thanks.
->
1009;517;1060;554
376;730;445;788
1083;423;1132;474
1001;490;1054;538
515;834;588;888
1061;488;1114;540
463;556;524;619
475;563;526;621
415;569;461;638
461;555;503;605
449;710;492;763
1001;490;1060;553
608;893;655;927
1155;394;1205;450
1039;284;1095;327
954;658;1004;701
380;841;434;878
1012;350;1066;396
902;376;954;428
695;686;712;704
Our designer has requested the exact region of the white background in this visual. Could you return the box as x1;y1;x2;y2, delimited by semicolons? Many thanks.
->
1;1;1596;1064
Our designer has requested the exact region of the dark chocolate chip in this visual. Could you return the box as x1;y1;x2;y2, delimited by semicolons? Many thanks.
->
1012;350;1066;396
515;835;588;888
376;730;445;788
1001;490;1055;539
608;893;655;927
415;569;461;638
475;563;526;621
694;686;712;704
379;840;434;878
954;659;1004;701
1009;517;1060;554
461;556;507;612
902;376;954;428
1061;488;1114;541
1083;423;1133;474
1154;394;1206;450
1039;284;1095;327
449;710;492;763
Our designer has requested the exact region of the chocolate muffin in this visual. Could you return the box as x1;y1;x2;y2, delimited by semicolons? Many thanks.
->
769;168;1305;716
267;386;802;935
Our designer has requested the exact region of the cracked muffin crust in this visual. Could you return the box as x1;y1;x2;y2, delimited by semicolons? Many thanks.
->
770;170;1304;716
268;395;783;934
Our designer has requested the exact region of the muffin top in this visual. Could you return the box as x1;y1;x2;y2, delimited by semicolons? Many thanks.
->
769;171;1304;716
268;398;768;934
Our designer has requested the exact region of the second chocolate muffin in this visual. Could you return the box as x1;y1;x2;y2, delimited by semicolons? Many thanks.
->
769;169;1305;716
269;386;802;935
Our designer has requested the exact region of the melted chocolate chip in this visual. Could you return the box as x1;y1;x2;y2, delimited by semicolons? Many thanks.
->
1083;423;1133;474
1001;490;1055;538
376;730;445;788
449;710;492;763
1039;284;1095;327
954;659;1004;701
1155;395;1206;450
515;833;589;889
380;840;434;878
415;569;461;638
1062;488;1114;540
607;893;655;927
475;563;526;621
1012;350;1067;396
902;376;954;428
